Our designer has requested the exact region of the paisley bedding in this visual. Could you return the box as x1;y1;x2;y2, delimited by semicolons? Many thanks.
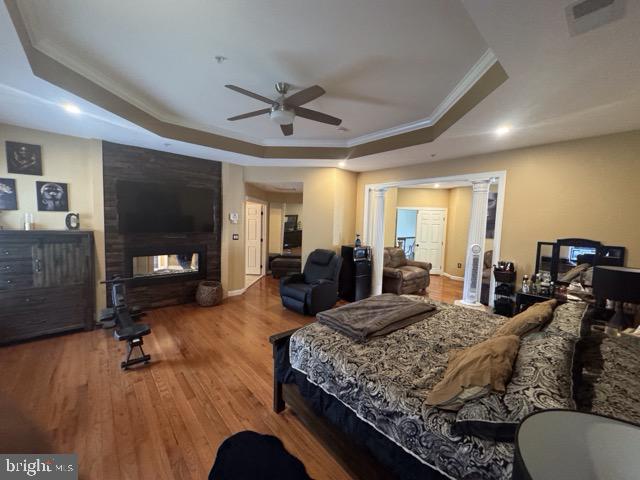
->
454;331;577;442
289;299;515;480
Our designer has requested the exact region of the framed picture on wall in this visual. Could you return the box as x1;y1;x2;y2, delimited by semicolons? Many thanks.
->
486;192;498;239
0;178;18;210
6;141;42;176
36;181;69;212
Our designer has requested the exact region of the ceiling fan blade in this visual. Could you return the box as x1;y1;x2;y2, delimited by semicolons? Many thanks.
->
294;106;342;126
225;85;275;105
285;85;326;107
227;108;271;121
281;124;293;136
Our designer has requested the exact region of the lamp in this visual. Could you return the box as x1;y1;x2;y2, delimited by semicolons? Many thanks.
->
592;265;640;334
270;107;295;125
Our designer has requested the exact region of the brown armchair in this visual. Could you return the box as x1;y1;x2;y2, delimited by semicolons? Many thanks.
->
382;247;432;295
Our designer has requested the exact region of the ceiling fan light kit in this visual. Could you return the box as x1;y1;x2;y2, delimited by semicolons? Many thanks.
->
225;82;342;136
270;107;295;125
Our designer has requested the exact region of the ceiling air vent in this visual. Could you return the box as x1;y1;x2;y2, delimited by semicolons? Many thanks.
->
565;0;625;36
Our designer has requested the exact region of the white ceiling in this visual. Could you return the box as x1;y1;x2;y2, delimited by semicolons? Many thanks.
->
15;0;488;145
0;0;639;171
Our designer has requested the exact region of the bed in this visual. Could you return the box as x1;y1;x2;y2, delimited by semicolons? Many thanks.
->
270;297;636;479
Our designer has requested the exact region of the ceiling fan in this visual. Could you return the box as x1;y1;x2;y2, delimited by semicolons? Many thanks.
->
225;82;342;136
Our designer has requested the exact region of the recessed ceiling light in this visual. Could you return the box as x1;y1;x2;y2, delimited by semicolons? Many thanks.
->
62;103;81;114
434;183;440;188
495;125;511;136
338;161;346;168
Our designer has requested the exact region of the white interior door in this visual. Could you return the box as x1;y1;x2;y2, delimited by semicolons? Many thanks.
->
415;208;446;274
245;201;263;275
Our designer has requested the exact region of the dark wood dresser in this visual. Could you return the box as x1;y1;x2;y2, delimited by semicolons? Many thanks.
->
0;230;95;345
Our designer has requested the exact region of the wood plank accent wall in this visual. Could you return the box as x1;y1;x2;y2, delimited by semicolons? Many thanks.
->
102;141;222;309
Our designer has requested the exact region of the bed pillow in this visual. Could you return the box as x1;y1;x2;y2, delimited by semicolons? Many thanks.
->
543;301;589;340
493;299;557;337
454;331;576;441
426;334;520;411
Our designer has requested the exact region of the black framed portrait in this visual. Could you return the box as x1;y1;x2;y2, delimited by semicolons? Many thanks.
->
486;191;498;239
36;181;69;212
6;141;42;176
0;178;18;210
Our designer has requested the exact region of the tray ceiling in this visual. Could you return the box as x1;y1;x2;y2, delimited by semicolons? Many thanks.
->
14;0;491;146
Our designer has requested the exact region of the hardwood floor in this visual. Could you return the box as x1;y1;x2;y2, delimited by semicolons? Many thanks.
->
427;274;464;304
0;276;462;480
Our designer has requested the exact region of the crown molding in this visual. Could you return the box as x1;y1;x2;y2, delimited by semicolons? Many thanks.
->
5;0;508;159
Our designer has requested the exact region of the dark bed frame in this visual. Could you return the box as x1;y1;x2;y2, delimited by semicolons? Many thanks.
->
269;329;397;480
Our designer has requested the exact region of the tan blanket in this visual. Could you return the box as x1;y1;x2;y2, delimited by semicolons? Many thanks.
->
317;293;437;342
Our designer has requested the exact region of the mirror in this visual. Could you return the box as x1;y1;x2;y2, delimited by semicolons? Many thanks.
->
282;203;302;254
132;253;199;278
535;242;555;276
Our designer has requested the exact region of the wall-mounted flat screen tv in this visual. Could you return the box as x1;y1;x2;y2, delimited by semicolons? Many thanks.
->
117;180;214;233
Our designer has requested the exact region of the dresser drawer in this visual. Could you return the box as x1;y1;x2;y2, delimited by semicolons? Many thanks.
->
0;287;92;344
0;243;33;260
0;274;34;291
0;260;34;275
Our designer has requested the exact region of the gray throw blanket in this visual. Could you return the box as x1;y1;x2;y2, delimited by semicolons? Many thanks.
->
317;293;437;342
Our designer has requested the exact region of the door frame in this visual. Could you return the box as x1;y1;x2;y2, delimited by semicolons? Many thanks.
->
363;170;506;306
398;206;447;274
244;197;268;277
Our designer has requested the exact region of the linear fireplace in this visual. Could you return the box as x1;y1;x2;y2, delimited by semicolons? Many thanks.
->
125;245;207;287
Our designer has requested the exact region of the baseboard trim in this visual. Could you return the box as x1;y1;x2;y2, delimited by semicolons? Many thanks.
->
227;288;247;297
442;272;464;282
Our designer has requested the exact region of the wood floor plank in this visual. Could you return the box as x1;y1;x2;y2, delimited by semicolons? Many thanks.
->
0;276;461;479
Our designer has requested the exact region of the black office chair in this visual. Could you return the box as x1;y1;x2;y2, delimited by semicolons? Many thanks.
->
280;249;343;315
99;277;151;370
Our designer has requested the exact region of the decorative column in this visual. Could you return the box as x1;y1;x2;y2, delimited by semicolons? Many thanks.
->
456;180;491;308
370;187;387;296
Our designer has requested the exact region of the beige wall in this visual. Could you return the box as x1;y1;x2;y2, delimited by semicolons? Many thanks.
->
357;129;640;282
397;188;450;208
219;166;357;292
221;163;246;293
444;187;472;278
269;203;284;254
0;123;106;312
383;187;398;247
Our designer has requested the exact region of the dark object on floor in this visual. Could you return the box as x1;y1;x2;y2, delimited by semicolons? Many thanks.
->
280;249;343;315
382;247;431;295
99;277;151;370
196;280;223;306
317;294;437;342
271;255;302;278
209;431;311;480
338;245;372;302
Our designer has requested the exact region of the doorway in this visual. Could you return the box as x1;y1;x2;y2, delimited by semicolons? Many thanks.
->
363;171;506;306
245;200;265;281
395;207;447;274
415;208;447;274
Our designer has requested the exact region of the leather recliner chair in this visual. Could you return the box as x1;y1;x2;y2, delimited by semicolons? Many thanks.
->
280;249;343;315
382;247;432;295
